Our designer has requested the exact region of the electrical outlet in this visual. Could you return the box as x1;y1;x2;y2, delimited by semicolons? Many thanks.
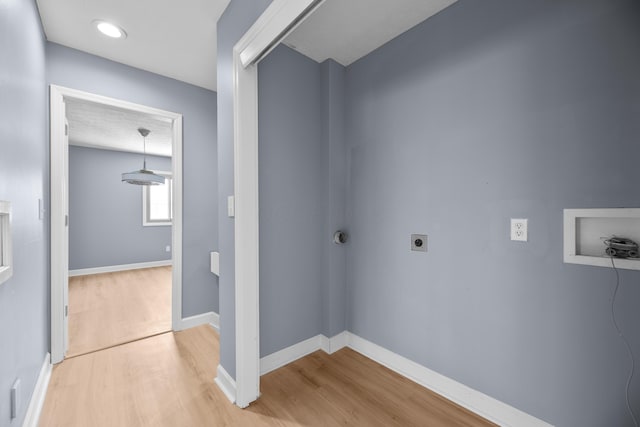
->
165;245;171;252
411;234;428;252
511;218;528;242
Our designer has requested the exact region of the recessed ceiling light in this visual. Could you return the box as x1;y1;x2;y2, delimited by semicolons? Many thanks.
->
93;20;127;39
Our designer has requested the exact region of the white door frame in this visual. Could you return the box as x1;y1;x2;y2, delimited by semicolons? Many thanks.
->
50;85;184;364
231;0;324;408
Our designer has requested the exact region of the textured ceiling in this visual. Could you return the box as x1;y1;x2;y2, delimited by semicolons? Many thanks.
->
66;98;172;157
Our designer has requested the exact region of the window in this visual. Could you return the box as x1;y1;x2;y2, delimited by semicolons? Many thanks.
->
143;172;173;226
0;201;12;285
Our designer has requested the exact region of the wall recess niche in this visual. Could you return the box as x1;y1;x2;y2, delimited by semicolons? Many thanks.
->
564;208;640;271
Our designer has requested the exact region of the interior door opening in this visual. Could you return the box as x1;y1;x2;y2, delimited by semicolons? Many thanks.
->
50;85;184;363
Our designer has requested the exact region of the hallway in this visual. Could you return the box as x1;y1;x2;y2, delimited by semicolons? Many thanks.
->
40;325;494;426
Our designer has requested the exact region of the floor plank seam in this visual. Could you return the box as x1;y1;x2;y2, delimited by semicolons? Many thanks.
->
65;330;172;360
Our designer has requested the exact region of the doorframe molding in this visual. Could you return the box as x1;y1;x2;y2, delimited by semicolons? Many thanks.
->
49;85;184;364
229;0;324;408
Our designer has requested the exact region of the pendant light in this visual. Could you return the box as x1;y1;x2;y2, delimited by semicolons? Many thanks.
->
121;128;165;185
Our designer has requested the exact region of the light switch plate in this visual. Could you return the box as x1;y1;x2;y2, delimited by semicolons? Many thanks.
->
211;251;220;276
38;198;45;220
227;196;235;218
511;218;528;241
11;378;20;419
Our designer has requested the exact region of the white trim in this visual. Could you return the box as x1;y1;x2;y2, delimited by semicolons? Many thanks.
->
238;0;325;67
210;251;220;276
171;116;183;332
181;312;219;330
232;23;261;410
346;333;553;427
257;332;551;426
50;86;184;118
50;86;67;364
320;335;330;353
563;208;640;271
260;335;324;375
22;353;52;427
50;85;184;362
259;331;348;376
68;260;172;277
232;0;323;409
0;200;13;285
209;322;220;331
215;364;236;404
321;331;348;354
209;312;220;330
142;170;173;227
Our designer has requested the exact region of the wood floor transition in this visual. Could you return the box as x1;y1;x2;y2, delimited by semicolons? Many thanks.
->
67;266;172;357
41;325;495;426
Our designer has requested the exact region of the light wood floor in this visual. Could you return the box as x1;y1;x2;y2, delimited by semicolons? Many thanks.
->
67;266;171;357
41;325;495;427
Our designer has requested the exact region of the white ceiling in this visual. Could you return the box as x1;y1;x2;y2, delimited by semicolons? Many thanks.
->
36;0;230;91
43;1;458;160
66;98;173;157
36;0;457;92
285;0;458;66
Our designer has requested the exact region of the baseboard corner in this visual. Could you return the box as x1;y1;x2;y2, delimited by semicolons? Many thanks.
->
209;312;220;330
181;311;219;331
215;364;236;404
326;331;348;354
260;335;323;375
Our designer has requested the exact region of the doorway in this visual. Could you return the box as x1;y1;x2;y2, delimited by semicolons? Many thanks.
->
50;85;184;363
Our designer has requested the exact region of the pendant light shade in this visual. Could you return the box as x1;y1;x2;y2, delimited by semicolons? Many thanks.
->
122;128;165;186
121;169;165;185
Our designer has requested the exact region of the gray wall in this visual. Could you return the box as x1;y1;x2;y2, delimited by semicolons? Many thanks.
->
320;59;347;338
0;0;48;425
258;45;325;356
344;0;640;425
69;146;171;270
218;3;348;371
221;2;640;424
47;43;219;317
216;0;272;378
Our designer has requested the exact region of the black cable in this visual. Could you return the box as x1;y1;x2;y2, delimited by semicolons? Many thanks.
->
610;256;638;427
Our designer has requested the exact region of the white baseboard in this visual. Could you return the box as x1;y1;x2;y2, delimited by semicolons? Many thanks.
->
215;364;236;404
209;311;220;330
346;333;553;427
22;352;52;427
181;312;219;331
69;260;172;277
322;331;348;354
258;331;551;426
261;335;324;375
260;331;350;376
